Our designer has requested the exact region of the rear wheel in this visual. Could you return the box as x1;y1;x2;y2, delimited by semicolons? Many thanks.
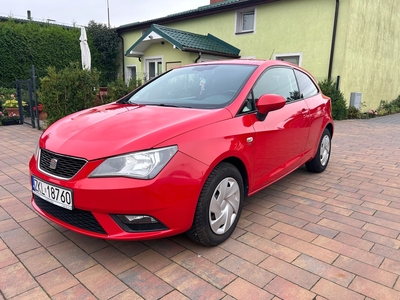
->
306;128;331;173
186;162;244;246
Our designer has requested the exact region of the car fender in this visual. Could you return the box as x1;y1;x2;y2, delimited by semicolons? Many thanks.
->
157;113;256;192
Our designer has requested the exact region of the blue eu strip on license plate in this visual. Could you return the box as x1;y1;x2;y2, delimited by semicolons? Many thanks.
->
32;176;73;210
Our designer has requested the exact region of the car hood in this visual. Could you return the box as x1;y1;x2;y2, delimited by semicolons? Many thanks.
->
40;103;232;160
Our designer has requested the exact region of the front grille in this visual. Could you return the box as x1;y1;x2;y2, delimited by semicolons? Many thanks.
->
39;149;87;179
33;194;106;234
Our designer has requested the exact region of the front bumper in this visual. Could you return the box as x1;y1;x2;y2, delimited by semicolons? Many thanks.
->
29;151;207;240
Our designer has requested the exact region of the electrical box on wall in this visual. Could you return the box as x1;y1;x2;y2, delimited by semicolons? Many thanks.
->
350;92;362;109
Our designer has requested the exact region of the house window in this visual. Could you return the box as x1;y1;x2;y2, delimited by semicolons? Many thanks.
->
236;8;255;34
146;58;162;80
126;65;137;84
274;53;302;66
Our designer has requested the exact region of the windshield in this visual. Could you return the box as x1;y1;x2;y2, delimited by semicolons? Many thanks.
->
127;64;257;109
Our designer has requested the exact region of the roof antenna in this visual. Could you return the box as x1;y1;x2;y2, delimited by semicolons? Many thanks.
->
269;49;275;60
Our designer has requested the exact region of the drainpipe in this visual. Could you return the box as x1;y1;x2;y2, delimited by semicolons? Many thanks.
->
328;0;339;80
117;32;125;80
195;52;202;63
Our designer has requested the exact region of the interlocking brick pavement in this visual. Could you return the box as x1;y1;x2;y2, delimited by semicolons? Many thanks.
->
1;114;400;299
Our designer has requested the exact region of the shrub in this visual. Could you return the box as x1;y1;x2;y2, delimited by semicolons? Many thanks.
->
38;63;100;126
87;21;120;86
103;77;142;103
379;96;400;115
318;79;348;120
347;105;362;119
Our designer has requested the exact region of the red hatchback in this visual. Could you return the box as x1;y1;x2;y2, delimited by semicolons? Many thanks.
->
30;60;333;246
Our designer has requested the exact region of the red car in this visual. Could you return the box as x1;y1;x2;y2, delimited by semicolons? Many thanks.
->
29;60;333;246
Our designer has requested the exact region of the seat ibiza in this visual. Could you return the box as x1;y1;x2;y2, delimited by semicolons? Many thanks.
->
30;60;333;246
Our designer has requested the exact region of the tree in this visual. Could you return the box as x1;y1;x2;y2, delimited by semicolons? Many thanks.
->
87;21;120;85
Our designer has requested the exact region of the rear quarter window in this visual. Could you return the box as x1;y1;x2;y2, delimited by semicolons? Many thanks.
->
294;69;319;99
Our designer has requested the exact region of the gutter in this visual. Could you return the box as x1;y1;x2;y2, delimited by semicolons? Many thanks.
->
328;0;339;80
183;47;240;58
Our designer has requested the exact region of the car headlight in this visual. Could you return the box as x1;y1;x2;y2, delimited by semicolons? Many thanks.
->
89;145;178;179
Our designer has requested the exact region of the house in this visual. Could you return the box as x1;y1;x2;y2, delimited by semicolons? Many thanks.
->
116;0;400;110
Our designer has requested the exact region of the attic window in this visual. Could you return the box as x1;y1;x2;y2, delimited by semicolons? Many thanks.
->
236;8;255;34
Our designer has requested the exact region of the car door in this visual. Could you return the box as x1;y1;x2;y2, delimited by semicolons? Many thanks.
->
294;69;329;153
250;67;311;192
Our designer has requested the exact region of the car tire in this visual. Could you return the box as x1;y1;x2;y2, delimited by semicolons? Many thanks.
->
306;128;331;173
186;162;244;246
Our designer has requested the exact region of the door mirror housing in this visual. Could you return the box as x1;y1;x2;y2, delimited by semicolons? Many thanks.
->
256;94;286;121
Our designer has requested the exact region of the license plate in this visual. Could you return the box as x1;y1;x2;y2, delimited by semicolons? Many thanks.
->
32;176;73;210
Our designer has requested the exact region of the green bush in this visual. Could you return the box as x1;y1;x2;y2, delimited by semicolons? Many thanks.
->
379;96;400;115
347;106;362;119
0;20;119;85
318;79;348;120
103;77;142;103
87;21;120;86
0;20;82;82
38;63;100;126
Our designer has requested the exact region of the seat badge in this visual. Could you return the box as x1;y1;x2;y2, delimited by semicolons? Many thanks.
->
49;158;58;170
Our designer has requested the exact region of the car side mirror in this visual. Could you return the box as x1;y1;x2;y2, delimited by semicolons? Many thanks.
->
256;94;286;121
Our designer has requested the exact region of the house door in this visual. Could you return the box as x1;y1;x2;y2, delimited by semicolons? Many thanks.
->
146;59;162;80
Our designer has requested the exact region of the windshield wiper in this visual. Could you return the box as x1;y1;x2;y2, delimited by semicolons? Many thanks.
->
153;103;192;108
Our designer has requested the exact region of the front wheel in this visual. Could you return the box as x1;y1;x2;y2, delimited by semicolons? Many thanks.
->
186;162;244;246
306;128;331;173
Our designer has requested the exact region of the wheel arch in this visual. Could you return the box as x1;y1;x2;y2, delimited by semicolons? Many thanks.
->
219;156;249;197
326;122;334;138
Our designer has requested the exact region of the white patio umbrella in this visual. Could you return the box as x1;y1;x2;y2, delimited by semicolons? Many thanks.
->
80;27;91;71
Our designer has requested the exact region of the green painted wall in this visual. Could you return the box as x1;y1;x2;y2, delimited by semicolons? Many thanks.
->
120;30;143;76
120;0;400;110
166;0;335;79
335;0;400;110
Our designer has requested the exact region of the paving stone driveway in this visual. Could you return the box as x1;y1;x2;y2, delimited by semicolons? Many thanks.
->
1;114;400;300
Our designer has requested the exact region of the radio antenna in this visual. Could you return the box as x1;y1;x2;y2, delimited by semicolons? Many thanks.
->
269;49;275;59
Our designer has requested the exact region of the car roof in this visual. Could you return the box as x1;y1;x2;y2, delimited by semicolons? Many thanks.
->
185;59;296;68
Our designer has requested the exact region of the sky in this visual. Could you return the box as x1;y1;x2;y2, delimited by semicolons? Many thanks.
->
0;0;211;28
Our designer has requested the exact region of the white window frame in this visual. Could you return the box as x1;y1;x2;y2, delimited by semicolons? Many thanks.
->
144;56;163;81
125;65;137;84
274;52;303;66
235;7;256;34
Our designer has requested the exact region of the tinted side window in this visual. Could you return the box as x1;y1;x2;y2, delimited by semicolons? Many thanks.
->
294;69;319;99
253;67;300;103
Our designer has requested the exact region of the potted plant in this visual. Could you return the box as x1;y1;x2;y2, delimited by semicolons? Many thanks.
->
0;111;21;126
2;94;27;116
33;103;47;120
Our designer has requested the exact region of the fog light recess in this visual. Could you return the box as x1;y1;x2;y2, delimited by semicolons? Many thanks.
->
111;214;168;232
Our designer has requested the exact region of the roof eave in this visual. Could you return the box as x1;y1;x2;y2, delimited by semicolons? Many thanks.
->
182;47;240;58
